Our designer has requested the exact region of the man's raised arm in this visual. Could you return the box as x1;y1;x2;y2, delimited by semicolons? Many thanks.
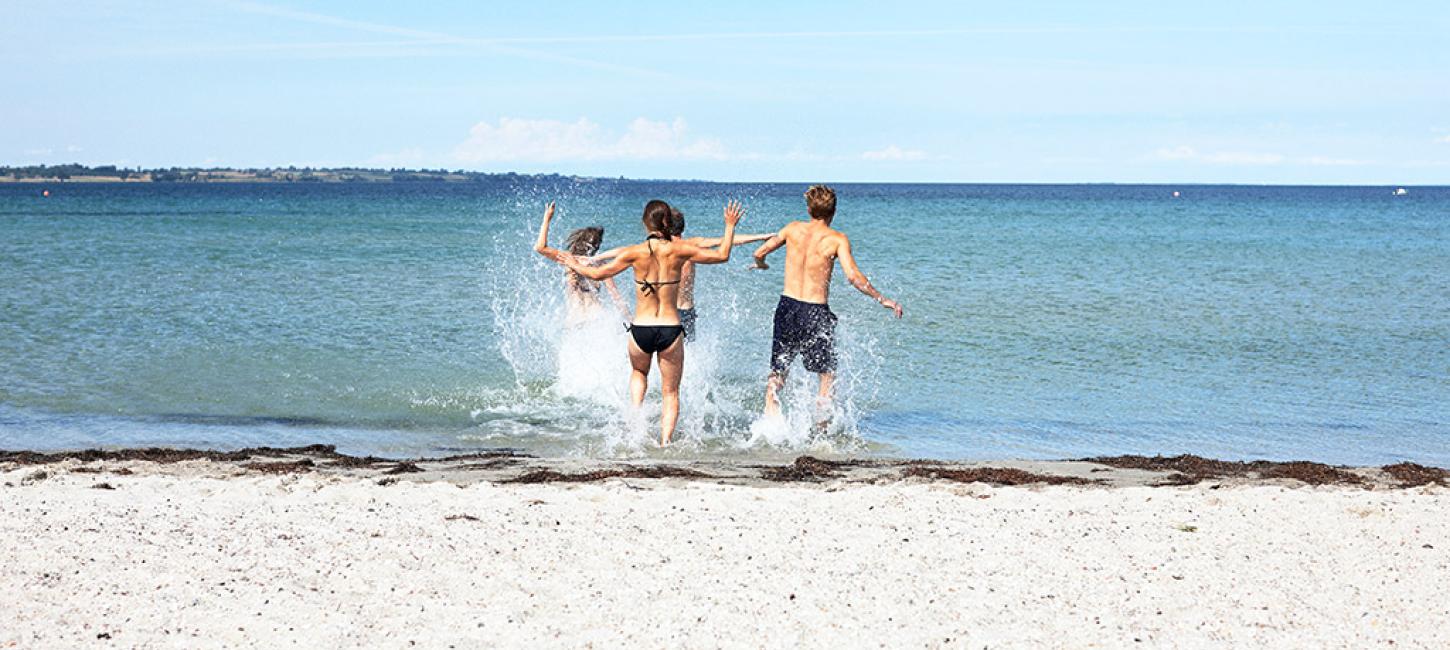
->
836;236;903;318
751;225;789;270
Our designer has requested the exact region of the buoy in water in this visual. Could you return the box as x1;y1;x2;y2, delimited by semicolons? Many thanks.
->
1172;191;1181;198
42;189;50;198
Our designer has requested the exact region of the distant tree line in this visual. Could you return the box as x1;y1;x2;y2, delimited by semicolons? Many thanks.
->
1;163;578;184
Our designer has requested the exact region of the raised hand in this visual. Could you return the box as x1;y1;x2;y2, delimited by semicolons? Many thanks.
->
534;201;557;255
723;200;744;227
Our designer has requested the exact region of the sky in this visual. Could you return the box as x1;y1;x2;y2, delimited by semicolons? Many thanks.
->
2;1;1448;183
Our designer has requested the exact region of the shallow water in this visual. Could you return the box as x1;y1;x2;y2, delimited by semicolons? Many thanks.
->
1;182;1446;464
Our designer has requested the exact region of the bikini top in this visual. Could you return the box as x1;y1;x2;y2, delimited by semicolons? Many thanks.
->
636;234;681;296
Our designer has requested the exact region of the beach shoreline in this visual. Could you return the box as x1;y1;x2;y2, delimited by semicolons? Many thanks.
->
4;444;1446;489
4;447;1447;648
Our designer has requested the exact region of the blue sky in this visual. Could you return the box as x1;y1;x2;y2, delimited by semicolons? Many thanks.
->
3;1;1448;183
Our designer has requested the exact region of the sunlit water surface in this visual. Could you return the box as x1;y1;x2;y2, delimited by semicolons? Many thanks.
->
1;182;1446;465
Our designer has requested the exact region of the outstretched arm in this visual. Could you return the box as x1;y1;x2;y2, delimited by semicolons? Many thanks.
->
837;237;903;318
593;232;767;261
750;226;788;270
687;200;744;264
564;251;633;281
586;245;629;262
690;232;773;248
533;202;573;264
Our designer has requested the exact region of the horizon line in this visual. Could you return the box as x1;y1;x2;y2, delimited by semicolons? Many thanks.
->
2;162;1441;188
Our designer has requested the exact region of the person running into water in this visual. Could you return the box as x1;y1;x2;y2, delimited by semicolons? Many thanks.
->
592;207;772;341
750;185;903;422
535;199;744;445
557;226;629;326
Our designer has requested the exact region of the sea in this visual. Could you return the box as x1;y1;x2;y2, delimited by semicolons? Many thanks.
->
1;181;1446;465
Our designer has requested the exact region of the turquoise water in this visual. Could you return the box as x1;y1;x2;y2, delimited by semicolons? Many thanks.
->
1;182;1446;465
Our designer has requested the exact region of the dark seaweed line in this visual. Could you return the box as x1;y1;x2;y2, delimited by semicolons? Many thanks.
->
4;447;1446;488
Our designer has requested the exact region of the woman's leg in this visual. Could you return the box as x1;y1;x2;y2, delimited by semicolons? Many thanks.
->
627;337;651;408
656;335;686;445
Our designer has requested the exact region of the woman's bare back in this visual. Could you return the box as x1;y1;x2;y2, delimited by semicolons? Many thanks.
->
628;238;695;325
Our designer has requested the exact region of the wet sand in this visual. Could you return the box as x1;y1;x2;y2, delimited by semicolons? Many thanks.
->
3;448;1447;648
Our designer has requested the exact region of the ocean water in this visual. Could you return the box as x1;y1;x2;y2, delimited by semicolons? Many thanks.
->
1;182;1446;465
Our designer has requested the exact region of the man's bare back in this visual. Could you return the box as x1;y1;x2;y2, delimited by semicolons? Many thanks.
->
755;220;903;316
772;221;843;304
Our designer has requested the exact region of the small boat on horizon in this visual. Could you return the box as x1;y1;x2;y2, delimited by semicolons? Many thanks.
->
1394;187;1408;196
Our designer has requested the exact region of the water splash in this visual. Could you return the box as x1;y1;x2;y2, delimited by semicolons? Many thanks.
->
482;184;877;458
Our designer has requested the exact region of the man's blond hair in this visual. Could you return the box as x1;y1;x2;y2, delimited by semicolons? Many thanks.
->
804;185;836;220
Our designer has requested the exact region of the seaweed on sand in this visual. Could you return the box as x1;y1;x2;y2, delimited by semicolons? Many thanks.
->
1084;454;1367;486
757;456;881;482
1380;462;1449;487
902;466;1097;486
503;466;714;484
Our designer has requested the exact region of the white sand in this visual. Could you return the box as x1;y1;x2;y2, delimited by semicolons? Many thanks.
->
3;467;1447;648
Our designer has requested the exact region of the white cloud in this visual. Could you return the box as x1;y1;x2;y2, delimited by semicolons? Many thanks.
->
1153;145;1198;161
1305;156;1369;166
1203;151;1285;165
861;145;927;161
1152;146;1284;165
1435;135;1450;144
452;117;728;163
20;145;83;158
1152;146;1378;167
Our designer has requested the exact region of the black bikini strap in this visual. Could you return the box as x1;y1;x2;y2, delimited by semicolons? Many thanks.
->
635;278;679;295
637;233;675;295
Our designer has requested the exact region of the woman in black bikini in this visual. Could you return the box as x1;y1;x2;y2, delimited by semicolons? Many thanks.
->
586;208;773;342
534;199;744;445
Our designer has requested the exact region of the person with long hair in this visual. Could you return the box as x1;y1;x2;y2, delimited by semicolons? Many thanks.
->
556;226;629;326
535;199;744;445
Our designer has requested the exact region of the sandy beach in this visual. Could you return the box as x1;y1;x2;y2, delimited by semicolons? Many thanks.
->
3;449;1447;648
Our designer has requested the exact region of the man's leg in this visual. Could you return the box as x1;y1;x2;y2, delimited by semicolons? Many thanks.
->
764;370;787;418
810;372;835;434
815;371;835;406
764;298;794;418
803;307;838;433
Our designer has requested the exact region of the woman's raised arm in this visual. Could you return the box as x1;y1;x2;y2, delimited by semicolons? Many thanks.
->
533;202;571;264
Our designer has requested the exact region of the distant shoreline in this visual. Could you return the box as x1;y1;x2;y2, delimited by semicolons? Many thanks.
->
2;164;1440;186
0;164;595;184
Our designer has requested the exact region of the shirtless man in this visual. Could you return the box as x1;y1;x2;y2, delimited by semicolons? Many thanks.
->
750;185;903;418
594;207;771;341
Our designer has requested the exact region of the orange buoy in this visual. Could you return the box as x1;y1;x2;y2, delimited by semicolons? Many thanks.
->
42;189;51;198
